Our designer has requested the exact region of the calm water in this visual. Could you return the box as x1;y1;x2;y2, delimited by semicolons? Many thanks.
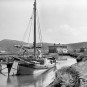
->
0;56;77;87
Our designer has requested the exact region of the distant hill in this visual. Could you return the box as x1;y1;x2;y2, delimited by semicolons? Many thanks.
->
0;39;28;54
67;42;87;51
0;39;87;54
0;39;53;54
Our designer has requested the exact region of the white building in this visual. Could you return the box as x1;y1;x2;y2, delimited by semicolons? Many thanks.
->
49;44;68;54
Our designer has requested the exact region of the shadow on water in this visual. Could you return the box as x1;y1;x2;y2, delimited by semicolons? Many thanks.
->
1;56;76;87
7;67;56;87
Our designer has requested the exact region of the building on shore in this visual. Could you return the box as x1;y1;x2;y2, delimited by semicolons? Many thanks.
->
48;43;68;54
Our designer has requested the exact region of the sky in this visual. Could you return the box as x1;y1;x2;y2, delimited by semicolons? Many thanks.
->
0;0;87;44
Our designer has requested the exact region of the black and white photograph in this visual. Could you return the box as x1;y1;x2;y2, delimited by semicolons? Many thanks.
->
0;0;87;87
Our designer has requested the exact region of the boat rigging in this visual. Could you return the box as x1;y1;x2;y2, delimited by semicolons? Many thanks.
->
1;0;56;76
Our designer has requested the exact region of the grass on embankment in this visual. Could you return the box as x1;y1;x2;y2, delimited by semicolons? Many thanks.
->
54;67;80;87
50;60;87;87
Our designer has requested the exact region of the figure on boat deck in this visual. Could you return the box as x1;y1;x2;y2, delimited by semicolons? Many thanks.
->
37;49;42;58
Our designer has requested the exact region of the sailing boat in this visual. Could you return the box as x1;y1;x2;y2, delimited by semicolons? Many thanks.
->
1;0;56;76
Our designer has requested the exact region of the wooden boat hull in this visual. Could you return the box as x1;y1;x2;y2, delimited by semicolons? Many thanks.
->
17;63;55;75
1;60;56;76
3;61;56;75
17;65;47;75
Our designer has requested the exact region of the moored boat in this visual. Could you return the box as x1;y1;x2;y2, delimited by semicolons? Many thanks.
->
2;0;56;76
7;57;56;75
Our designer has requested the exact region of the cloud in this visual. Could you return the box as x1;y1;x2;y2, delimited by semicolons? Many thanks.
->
43;24;87;43
1;0;87;44
59;24;77;36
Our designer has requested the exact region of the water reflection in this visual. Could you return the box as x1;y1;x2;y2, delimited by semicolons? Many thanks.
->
0;56;77;87
7;67;56;87
56;56;77;69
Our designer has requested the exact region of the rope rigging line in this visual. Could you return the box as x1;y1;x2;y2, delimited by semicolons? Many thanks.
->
22;11;34;42
36;9;43;46
28;13;34;45
19;11;34;54
19;8;43;54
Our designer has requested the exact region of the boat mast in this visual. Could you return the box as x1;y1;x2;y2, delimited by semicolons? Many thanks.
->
33;0;36;56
